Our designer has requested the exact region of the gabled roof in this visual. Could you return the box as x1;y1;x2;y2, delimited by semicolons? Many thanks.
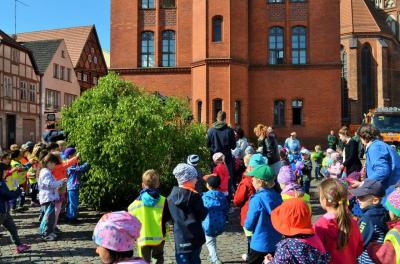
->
17;25;93;67
21;39;63;75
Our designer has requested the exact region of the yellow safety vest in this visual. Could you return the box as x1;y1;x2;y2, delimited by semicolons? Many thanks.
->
11;160;26;185
128;195;166;248
384;228;400;264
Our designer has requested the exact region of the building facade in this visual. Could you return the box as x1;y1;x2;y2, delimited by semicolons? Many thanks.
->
111;0;342;145
22;39;81;132
0;31;40;149
17;26;108;93
341;0;400;124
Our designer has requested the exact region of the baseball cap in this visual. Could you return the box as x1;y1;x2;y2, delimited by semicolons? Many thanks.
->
349;179;385;197
247;165;275;182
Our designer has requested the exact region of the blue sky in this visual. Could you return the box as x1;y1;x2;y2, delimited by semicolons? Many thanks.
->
0;0;111;51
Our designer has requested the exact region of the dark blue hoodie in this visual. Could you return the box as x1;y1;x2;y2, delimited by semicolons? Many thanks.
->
207;122;236;160
168;186;207;253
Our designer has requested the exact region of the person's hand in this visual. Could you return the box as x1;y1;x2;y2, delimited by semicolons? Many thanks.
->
361;167;367;181
340;164;344;171
263;254;273;264
76;152;80;159
351;180;362;188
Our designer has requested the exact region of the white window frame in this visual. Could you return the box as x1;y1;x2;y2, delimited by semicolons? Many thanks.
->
3;76;12;98
20;81;28;101
83;74;88;82
77;72;82;81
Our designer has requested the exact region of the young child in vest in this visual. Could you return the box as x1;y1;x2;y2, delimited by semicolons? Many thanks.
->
168;163;207;264
27;144;42;207
264;198;329;263
93;211;147;264
9;149;30;211
0;157;31;253
314;178;363;263
327;152;343;179
311;145;325;181
300;149;312;195
349;179;389;264
234;154;267;261
321;148;334;178
368;186;400;264
38;153;67;241
187;154;204;194
244;165;282;264
202;175;228;264
277;164;310;208
65;148;90;223
128;169;170;264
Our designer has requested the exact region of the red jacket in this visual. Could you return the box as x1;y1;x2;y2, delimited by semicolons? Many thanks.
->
213;163;229;193
314;212;363;264
233;174;255;226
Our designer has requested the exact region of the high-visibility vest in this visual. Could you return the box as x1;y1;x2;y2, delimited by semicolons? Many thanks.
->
128;195;166;247
384;227;400;264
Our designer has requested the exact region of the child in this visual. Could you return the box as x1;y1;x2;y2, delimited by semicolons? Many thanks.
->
65;148;90;223
38;153;67;241
264;198;329;263
205;153;229;198
277;165;310;208
9;149;30;211
168;163;207;264
311;145;325;180
244;165;282;264
202;176;228;264
300;149;312;195
0;160;31;253
314;178;363;263
321;148;334;177
93;211;147;264
128;169;170;264
349;179;389;263
187;154;204;194
27;145;41;207
327;152;343;179
368;186;400;263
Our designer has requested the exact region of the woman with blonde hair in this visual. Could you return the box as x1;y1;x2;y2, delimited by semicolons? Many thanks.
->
254;124;281;175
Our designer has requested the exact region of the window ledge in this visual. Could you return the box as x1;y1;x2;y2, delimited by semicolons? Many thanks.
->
161;7;176;9
140;8;156;11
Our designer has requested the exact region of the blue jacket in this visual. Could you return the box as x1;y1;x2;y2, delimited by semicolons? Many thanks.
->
67;162;90;191
202;190;228;237
168;186;207;253
244;188;282;253
366;140;400;193
0;180;21;214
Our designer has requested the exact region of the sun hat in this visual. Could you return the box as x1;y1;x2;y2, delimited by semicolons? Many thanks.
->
385;188;400;217
248;153;268;168
64;147;76;158
187;154;200;166
349;179;385;197
93;211;141;252
247;165;275;182
212;152;224;163
277;165;296;185
173;163;198;185
271;198;314;236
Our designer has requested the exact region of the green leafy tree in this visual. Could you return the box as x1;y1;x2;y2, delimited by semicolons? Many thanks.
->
61;73;208;210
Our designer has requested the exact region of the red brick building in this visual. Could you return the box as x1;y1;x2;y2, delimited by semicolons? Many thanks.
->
111;0;342;145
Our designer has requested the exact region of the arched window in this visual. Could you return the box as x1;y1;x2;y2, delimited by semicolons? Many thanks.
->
292;100;303;125
235;101;241;127
197;101;202;122
274;100;285;126
361;44;375;114
212;16;223;42
141;31;155;67
162;30;176;67
269;27;284;64
162;0;175;8
291;26;307;64
141;0;155;9
213;99;223;121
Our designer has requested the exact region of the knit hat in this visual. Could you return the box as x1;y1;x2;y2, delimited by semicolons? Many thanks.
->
212;152;224;163
247;165;275;182
277;165;296;185
386;188;400;217
187;154;200;166
271;198;314;236
248;154;268;168
173;163;198;185
207;175;221;189
64;147;76;158
93;211;141;252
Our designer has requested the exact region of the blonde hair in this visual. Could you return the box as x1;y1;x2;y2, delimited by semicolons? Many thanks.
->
254;124;268;138
320;178;351;250
315;145;322;152
142;169;160;189
338;126;351;137
243;154;252;167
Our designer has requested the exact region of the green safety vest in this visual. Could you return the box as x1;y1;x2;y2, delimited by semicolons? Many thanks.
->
128;195;166;248
384;228;400;264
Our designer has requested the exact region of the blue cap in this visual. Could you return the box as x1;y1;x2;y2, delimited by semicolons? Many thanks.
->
349;179;385;197
249;154;268;168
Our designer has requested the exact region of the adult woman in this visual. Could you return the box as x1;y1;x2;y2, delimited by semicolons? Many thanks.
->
253;124;280;175
338;126;362;175
232;128;249;159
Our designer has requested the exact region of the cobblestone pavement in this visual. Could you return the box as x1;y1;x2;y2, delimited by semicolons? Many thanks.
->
0;182;322;264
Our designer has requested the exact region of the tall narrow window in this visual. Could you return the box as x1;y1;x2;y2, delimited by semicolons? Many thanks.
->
342;50;348;82
29;84;36;103
3;76;12;98
162;30;176;67
361;44;375;114
162;0;175;8
213;16;223;42
20;81;27;101
60;66;65;80
213;99;223;122
141;0;155;9
292;100;303;125
235;101;241;127
141;31;155;67
274;100;285;126
269;27;284;64
53;64;59;78
197;101;202;122
291;26;307;64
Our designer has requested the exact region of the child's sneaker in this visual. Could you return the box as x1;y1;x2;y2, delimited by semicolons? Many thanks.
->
54;227;62;234
42;233;57;241
16;244;31;253
241;253;248;261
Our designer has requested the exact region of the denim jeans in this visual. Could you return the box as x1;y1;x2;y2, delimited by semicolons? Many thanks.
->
176;246;201;264
314;164;322;179
0;213;21;246
303;180;311;195
205;235;219;262
67;189;79;220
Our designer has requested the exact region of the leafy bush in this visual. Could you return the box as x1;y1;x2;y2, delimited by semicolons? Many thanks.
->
61;73;208;210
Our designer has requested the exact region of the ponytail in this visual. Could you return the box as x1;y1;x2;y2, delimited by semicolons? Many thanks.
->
336;199;351;249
